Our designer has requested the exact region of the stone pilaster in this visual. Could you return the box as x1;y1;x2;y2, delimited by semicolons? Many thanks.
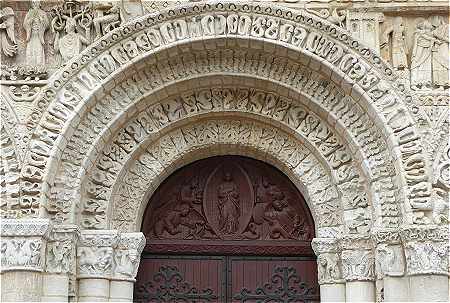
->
311;238;345;302
77;230;119;302
110;232;146;302
0;219;52;302
372;228;408;302
43;225;80;302
341;235;376;302
401;225;449;302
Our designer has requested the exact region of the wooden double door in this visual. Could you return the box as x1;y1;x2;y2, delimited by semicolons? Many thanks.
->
134;255;319;303
135;156;319;302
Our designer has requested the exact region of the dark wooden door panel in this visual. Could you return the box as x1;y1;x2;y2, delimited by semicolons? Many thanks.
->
134;256;319;303
134;256;226;302
229;257;319;303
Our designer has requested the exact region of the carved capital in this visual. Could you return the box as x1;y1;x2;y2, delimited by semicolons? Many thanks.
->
401;226;449;276
312;238;344;285
77;230;119;279
0;219;52;273
341;249;375;281
46;225;80;274
113;232;146;281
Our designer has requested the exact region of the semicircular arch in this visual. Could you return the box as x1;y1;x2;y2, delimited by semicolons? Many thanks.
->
20;1;430;227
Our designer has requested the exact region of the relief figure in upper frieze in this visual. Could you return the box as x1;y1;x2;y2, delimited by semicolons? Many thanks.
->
410;19;434;89
431;16;449;89
381;16;408;70
23;0;49;67
51;4;92;63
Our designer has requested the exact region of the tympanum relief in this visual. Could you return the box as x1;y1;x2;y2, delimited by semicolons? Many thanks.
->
142;156;314;242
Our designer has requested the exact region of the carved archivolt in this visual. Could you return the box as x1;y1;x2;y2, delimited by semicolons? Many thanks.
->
18;1;431;228
106;117;350;236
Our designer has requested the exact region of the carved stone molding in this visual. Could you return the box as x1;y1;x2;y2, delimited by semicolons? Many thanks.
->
113;232;146;281
46;225;79;274
77;230;119;279
0;219;51;272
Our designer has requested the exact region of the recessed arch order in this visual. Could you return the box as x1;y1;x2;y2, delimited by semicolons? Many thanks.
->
20;1;432;231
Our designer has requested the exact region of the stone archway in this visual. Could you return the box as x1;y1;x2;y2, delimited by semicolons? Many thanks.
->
2;2;447;303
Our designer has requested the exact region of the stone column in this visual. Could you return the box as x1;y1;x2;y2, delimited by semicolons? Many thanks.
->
402;226;449;302
311;238;346;302
0;219;52;302
372;228;408;302
42;225;79;302
77;230;119;302
341;235;376;302
110;232;146;302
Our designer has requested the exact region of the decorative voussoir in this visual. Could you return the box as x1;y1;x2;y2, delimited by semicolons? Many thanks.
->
0;219;52;273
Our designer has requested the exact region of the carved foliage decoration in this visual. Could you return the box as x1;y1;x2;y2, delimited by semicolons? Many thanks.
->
142;156;315;242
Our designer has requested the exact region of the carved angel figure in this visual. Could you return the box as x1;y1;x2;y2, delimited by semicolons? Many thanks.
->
23;0;49;67
0;7;17;57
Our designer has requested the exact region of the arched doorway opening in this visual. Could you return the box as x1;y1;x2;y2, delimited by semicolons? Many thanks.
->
134;156;319;302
